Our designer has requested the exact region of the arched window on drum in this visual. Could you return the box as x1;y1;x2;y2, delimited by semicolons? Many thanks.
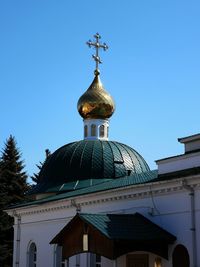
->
99;125;105;138
84;125;88;138
91;124;96;136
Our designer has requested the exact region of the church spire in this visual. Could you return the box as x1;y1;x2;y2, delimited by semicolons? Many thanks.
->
77;33;115;141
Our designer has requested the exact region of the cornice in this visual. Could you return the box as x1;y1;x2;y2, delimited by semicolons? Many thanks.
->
11;177;200;218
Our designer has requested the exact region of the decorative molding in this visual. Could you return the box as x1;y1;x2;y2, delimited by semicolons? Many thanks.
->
14;179;200;217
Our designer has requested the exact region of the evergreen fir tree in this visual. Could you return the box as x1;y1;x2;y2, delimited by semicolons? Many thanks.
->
31;149;51;184
0;135;28;266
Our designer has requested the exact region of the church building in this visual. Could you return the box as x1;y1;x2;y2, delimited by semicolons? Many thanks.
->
7;34;200;267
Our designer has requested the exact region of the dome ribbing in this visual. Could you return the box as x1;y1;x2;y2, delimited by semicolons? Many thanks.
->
34;140;150;194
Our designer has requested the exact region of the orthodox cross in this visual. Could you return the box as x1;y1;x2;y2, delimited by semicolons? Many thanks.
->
86;33;108;73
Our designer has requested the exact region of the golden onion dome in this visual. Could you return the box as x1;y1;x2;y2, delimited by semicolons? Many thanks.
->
77;73;115;119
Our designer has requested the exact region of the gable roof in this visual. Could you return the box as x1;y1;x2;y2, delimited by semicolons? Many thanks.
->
78;213;176;241
50;212;176;259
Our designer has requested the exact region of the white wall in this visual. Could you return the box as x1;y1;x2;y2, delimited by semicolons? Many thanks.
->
11;176;200;267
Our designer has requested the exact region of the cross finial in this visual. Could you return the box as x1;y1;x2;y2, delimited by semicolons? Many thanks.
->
86;33;108;75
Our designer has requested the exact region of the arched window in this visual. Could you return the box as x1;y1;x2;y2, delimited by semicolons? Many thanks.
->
172;244;190;267
54;245;69;267
76;254;80;267
90;253;101;267
28;242;37;267
54;245;62;267
84;125;88;138
99;125;105;138
107;126;109;138
91;124;96;136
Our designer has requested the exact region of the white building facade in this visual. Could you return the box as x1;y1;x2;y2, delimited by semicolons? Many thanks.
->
8;134;200;267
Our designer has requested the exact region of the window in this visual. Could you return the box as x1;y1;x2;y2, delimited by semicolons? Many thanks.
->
172;244;189;267
99;125;104;138
76;254;80;267
54;245;62;267
54;245;69;267
95;254;101;267
83;234;88;251
90;253;101;267
28;242;37;267
61;259;69;267
107;126;109;138
84;125;88;138
91;124;96;136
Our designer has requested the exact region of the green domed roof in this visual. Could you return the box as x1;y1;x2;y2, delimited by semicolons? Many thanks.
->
34;140;150;194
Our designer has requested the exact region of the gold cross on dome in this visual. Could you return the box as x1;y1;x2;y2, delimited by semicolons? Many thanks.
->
86;33;108;74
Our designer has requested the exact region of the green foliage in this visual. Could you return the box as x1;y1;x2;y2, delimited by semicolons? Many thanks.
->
30;161;43;184
0;135;28;266
31;148;51;184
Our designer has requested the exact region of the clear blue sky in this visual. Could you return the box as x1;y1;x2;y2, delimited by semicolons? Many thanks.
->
1;0;200;181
